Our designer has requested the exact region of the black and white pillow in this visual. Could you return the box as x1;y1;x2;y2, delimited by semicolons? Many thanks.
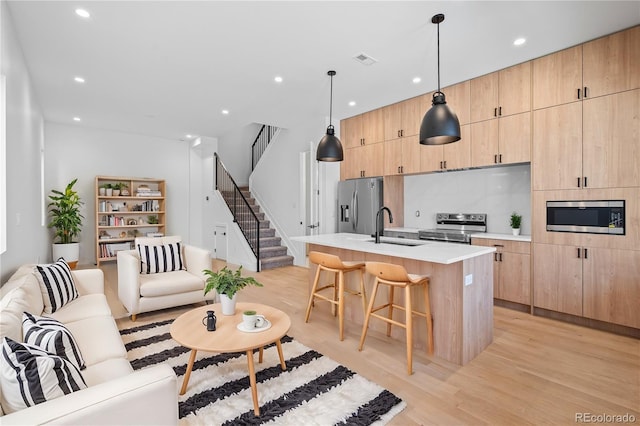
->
34;258;79;314
138;242;184;274
0;337;86;414
22;312;85;370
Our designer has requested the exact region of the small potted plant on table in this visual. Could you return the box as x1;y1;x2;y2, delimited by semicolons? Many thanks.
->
510;212;522;236
203;266;263;315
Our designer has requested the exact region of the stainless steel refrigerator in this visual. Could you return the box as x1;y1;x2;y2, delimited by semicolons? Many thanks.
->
337;177;383;235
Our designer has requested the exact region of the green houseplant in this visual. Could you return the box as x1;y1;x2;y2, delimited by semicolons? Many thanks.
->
203;266;263;315
48;178;84;268
510;212;522;236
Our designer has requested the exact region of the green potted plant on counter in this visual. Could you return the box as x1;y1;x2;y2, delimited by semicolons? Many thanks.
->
203;266;263;315
510;212;522;236
48;178;84;268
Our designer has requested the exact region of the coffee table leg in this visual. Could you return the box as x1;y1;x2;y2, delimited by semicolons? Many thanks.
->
180;349;197;395
276;339;286;370
246;350;260;416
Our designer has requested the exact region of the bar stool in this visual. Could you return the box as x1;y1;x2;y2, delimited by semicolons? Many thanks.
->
304;251;367;341
358;261;433;375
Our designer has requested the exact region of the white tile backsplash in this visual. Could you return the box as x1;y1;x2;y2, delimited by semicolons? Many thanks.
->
403;164;531;235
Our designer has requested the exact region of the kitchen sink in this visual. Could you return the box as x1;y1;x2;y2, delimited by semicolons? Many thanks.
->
363;237;427;247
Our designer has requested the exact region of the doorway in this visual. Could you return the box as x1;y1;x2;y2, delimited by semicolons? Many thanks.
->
214;223;227;260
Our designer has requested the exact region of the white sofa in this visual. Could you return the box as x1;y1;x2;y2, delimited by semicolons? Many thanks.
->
117;236;215;321
0;264;178;425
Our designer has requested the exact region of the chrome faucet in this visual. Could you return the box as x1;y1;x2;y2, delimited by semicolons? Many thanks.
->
375;206;393;243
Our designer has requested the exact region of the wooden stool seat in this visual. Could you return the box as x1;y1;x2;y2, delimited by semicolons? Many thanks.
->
304;251;367;341
358;261;433;375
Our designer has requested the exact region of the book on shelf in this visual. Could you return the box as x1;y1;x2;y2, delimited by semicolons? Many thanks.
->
100;242;133;258
136;191;161;197
145;232;164;237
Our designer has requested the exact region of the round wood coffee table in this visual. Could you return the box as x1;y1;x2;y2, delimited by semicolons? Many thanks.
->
170;302;291;416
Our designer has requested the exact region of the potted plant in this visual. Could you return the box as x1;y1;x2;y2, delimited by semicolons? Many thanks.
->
48;178;84;269
102;183;113;196
203;266;263;315
510;211;522;236
113;182;128;196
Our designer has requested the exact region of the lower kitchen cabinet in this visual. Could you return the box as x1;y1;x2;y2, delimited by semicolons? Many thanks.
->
472;238;530;305
533;243;640;328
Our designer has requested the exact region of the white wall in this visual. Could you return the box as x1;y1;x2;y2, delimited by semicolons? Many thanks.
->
404;164;532;235
217;122;262;187
44;123;194;266
0;2;48;282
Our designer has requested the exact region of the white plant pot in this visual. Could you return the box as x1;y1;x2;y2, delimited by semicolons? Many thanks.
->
105;188;113;196
52;243;80;269
512;228;521;236
219;293;238;315
99;187;106;196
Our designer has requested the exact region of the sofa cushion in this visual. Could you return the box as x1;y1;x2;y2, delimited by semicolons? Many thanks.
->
137;241;185;274
1;269;45;315
139;270;204;297
22;312;85;370
34;258;79;314
0;287;30;342
48;293;112;324
64;316;127;366
0;338;87;414
81;358;133;387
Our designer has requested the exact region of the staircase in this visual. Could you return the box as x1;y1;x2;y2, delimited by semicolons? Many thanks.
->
230;187;293;270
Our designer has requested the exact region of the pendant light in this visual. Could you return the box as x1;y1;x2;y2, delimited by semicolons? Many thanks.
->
316;70;344;162
419;13;461;145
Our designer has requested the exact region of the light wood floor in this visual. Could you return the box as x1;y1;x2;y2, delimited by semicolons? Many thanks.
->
106;260;640;425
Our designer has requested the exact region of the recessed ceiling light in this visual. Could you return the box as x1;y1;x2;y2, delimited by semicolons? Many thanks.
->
73;117;81;122
412;77;421;84
274;76;283;83
513;37;526;46
75;9;90;18
221;110;229;115
348;101;356;107
74;76;85;83
185;134;193;138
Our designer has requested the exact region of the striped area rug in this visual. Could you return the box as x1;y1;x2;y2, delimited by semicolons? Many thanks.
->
119;319;406;425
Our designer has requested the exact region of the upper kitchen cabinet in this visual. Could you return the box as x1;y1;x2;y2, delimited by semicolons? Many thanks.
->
470;61;531;122
340;109;384;149
420;125;471;172
471;112;530;168
441;81;471;125
533;26;640;110
384;135;421;176
341;143;384;180
383;95;425;141
533;90;639;191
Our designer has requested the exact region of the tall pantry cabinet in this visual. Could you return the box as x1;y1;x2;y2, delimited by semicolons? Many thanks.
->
531;26;640;330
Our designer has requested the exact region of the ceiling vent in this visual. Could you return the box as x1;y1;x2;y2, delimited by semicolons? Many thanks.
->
353;52;378;66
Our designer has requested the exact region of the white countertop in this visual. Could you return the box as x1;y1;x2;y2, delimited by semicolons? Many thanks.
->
292;233;495;265
470;233;532;242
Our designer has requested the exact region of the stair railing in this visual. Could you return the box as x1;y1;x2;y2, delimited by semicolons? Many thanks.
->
215;153;260;271
251;125;277;171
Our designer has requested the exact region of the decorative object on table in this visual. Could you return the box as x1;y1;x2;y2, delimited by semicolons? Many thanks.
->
119;320;406;425
202;310;216;331
47;178;84;269
203;266;263;315
241;310;266;329
510;211;522;236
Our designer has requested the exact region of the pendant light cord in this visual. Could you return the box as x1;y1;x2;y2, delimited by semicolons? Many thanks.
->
329;73;333;126
436;19;441;93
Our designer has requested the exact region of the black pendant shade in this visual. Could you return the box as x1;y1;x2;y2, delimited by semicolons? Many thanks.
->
316;70;344;162
419;13;461;146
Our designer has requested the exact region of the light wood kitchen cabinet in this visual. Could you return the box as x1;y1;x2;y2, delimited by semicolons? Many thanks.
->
533;26;639;110
534;243;640;328
473;238;531;306
384;135;420;176
420;124;471;172
533;90;639;190
341;143;384;180
441;81;471;125
470;62;531;123
383;95;425;141
471;112;530;167
533;243;583;317
340;109;384;149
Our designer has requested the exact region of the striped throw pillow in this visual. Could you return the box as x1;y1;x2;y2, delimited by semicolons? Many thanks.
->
34;258;79;314
138;242;184;274
0;337;86;414
22;312;85;370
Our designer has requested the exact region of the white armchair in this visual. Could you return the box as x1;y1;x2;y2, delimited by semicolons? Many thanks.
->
117;236;215;321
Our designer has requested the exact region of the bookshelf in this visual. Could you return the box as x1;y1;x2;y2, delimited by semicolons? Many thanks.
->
95;176;166;265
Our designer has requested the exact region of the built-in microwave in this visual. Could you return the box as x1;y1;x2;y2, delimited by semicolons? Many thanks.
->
546;200;625;235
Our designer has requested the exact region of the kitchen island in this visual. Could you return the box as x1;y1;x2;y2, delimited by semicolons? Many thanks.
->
292;233;496;365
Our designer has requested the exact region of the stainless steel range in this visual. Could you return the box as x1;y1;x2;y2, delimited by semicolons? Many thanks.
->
418;213;487;244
